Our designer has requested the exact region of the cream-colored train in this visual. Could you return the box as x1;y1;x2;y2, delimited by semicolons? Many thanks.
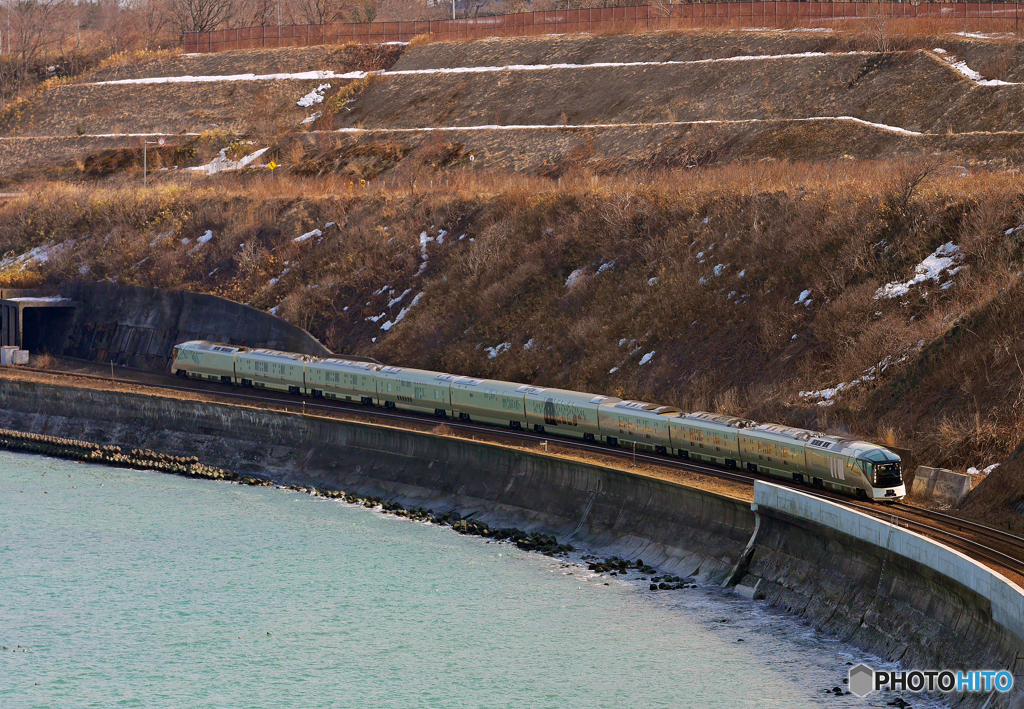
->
172;341;906;501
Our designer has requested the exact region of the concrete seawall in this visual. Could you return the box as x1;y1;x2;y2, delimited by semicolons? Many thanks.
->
0;376;1021;706
750;483;1024;707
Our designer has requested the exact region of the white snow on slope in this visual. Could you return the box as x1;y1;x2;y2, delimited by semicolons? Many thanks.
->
92;51;871;86
638;350;655;366
800;351;915;405
0;241;72;271
331;115;922;137
874;242;962;299
485;342;511;359
388;288;412;307
795;289;812;306
186;147;269;175
381;292;423;331
197;230;213;244
935;51;1015;86
301;111;322;125
294;228;322;243
297;83;331;107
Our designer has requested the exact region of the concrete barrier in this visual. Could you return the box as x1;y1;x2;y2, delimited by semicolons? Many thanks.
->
911;465;973;505
753;481;1024;647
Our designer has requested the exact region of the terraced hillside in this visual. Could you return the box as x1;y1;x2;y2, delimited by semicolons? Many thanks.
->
3;30;1024;178
4;28;1024;524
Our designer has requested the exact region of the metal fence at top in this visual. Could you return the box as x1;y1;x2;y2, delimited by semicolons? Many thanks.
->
183;3;1024;53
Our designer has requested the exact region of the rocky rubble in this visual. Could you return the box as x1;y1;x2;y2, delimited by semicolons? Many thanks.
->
0;427;272;486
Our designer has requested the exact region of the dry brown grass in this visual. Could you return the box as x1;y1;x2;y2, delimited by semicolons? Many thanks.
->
0;160;1021;468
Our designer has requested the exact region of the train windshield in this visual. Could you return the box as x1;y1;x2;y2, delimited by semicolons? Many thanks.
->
859;449;902;487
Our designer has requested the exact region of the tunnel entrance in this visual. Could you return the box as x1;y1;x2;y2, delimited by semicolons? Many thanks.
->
0;296;77;353
21;305;76;353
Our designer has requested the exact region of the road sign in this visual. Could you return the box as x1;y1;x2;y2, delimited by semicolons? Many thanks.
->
157;138;165;147
268;161;278;171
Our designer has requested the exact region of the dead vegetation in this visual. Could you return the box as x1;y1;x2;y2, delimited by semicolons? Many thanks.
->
1;160;1023;487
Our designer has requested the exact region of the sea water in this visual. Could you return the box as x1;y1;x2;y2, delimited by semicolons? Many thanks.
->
0;451;945;708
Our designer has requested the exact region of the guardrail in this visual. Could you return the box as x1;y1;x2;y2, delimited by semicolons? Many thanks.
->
183;3;1024;53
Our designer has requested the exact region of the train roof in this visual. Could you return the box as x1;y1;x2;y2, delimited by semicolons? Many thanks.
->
612;400;681;416
318;358;381;371
245;348;314;362
448;377;524;393
377;365;450;381
682;411;757;429
176;340;247;353
517;385;622;406
749;423;814;442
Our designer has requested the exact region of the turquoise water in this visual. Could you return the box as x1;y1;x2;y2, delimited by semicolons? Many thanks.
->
0;451;929;708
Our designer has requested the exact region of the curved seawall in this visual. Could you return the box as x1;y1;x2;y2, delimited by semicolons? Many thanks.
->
0;377;1021;707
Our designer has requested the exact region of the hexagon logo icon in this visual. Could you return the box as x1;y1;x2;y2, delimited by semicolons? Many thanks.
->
849;663;875;697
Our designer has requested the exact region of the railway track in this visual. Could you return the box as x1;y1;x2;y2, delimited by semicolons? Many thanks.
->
10;362;1024;579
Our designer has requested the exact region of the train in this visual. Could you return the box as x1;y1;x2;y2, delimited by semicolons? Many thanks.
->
171;340;907;501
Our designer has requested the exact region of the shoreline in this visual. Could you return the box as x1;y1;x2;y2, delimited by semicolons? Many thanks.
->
0;376;1019;707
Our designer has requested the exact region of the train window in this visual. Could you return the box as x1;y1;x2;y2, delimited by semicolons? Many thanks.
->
387;383;392;392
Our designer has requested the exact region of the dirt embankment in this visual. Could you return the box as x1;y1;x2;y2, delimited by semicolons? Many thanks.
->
90;44;403;82
339;51;1021;134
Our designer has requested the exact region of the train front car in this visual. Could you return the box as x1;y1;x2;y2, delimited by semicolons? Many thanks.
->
171;340;243;383
850;442;906;501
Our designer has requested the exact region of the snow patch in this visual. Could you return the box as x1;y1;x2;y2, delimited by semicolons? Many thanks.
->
638;350;655;366
297;83;331;107
485;342;511;359
197;230;213;244
875;242;962;299
301;111;322;125
795;289;812;306
388;289;412;307
380;292;423;331
294;228;322;243
940;54;1015;86
186;147;269;175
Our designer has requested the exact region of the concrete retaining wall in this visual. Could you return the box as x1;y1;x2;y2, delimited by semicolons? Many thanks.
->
756;481;1024;644
746;482;1024;707
54;282;332;371
912;465;974;505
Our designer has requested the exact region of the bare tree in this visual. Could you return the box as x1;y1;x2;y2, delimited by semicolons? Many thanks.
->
291;0;349;24
231;0;274;28
167;0;234;34
3;0;71;80
129;0;174;49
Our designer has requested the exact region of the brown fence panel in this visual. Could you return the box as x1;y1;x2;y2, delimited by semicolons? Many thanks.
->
182;2;1024;53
